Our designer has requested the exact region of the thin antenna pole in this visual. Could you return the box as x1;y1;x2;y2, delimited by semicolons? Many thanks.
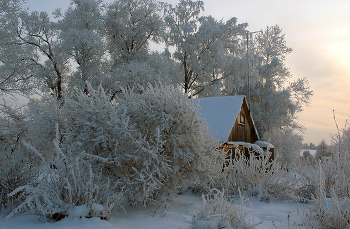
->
245;30;261;107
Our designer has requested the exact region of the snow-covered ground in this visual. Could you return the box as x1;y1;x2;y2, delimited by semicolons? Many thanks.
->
1;192;310;229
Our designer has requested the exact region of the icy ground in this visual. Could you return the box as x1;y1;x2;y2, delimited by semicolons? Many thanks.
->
1;192;310;229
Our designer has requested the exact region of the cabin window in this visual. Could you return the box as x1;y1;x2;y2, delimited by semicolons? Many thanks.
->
238;112;245;125
237;112;246;141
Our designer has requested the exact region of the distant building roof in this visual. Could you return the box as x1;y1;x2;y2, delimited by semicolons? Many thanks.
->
194;95;247;142
300;149;317;156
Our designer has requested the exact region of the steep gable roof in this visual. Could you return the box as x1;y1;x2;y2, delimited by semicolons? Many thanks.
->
195;96;244;142
195;95;259;142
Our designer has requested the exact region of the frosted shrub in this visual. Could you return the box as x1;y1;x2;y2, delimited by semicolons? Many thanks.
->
61;82;218;206
291;161;318;203
0;105;38;210
299;122;350;201
318;156;350;198
25;95;63;157
300;165;350;229
120;84;219;197
324;124;350;197
0;153;38;211
300;122;350;228
190;189;257;229
62;84;165;206
304;190;350;229
5;133;124;222
216;143;297;200
60;83;168;206
299;122;350;228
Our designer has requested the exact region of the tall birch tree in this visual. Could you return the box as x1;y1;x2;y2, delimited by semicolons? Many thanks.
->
164;0;247;97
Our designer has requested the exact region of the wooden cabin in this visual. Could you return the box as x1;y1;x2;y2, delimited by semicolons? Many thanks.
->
195;96;274;161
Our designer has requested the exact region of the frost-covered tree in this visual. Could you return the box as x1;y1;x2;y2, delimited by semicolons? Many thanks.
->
301;150;315;165
0;0;38;95
109;50;182;95
263;127;303;166
147;51;183;85
164;0;247;96
315;140;331;160
103;0;169;95
245;26;313;136
38;84;164;206
250;80;297;134
253;25;292;87
0;0;170;100
0;2;70;101
59;0;106;94
250;78;309;164
104;0;165;66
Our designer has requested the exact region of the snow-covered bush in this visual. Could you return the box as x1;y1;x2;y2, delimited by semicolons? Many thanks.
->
119;83;219;197
0;105;38;210
58;83;168;206
306;189;350;229
300;164;350;229
291;122;350;202
317;156;350;198
5;130;124;221
2;81;218;214
190;189;257;229
309;122;350;198
215;143;297;200
300;122;350;228
0;150;39;211
60;82;218;206
330;119;350;155
320;121;350;197
291;162;318;203
25;95;63;157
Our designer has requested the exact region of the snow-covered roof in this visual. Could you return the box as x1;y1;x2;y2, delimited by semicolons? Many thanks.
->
254;140;274;149
194;96;245;142
300;149;317;156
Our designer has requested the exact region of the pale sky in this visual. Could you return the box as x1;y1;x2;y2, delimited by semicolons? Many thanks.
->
25;0;350;145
